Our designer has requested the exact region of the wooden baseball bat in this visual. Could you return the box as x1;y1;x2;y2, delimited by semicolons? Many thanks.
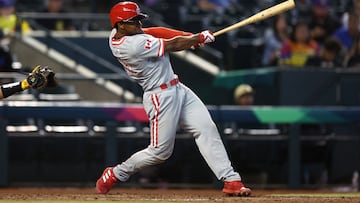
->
213;0;295;36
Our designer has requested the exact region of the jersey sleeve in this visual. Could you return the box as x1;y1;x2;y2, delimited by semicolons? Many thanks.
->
111;34;165;58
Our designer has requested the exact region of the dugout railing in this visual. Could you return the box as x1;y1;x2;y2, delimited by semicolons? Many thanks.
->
1;102;360;189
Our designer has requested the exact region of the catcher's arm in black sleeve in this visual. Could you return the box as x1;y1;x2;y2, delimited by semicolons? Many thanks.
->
0;65;57;99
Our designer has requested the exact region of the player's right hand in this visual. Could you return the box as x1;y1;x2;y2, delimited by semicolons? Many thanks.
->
199;30;215;44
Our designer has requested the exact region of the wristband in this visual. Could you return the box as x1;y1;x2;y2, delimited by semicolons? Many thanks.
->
1;82;23;98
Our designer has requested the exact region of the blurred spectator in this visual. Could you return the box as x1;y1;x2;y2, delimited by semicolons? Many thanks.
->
231;83;281;158
308;0;341;45
344;34;360;67
229;82;281;185
0;0;31;36
144;0;161;7
278;21;320;67
333;11;360;51
262;14;290;66
305;37;343;68
35;0;75;30
0;0;31;83
342;0;360;30
197;0;231;13
233;84;254;106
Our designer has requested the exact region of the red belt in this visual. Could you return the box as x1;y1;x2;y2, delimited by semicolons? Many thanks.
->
160;77;179;90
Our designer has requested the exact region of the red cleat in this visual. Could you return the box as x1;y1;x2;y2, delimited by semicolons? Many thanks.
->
96;167;118;194
222;181;251;196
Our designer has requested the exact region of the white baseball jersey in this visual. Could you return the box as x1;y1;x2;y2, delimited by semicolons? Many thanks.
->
108;28;241;183
109;28;175;91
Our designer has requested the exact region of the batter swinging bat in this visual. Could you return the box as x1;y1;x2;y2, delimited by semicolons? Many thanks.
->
213;0;295;37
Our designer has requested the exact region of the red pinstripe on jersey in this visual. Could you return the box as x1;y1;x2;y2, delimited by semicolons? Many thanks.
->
158;39;164;57
150;93;160;148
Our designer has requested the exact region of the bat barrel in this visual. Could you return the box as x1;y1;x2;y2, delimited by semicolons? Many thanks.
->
213;0;295;37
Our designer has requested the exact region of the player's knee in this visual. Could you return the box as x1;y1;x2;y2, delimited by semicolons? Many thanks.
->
156;148;173;161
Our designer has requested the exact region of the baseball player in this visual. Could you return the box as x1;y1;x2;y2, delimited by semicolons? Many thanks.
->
96;1;251;196
0;65;56;99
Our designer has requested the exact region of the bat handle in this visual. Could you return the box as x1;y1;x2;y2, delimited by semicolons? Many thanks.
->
213;31;223;37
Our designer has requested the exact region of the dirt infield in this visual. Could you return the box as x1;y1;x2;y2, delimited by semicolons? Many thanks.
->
0;187;359;202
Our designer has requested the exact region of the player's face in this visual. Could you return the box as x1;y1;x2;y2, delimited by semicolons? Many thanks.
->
120;20;143;35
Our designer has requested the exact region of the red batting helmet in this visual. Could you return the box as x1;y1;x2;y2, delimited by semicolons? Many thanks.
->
110;1;148;27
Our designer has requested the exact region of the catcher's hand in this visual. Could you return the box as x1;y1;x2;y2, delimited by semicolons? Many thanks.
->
26;65;57;89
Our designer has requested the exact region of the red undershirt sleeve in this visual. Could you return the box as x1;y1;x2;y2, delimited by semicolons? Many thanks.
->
143;27;192;39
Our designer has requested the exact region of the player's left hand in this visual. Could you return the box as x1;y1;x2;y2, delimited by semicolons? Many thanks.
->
26;65;57;89
199;30;215;44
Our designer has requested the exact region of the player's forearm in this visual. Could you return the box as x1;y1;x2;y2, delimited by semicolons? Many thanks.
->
0;80;30;99
164;35;200;52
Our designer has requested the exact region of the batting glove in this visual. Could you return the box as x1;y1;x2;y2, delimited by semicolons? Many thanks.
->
199;30;215;44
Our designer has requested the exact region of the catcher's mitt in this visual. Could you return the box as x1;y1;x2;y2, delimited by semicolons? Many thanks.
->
26;65;58;89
